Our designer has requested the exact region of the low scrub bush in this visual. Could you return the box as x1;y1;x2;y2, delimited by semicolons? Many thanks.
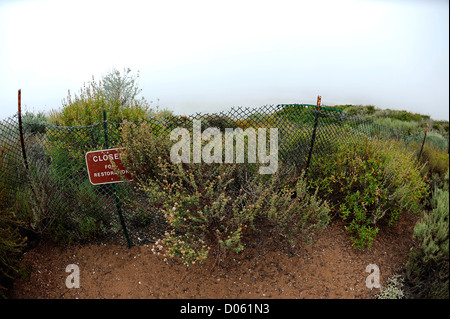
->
405;170;449;299
0;153;27;297
425;131;448;151
373;117;420;135
22;69;156;243
0;209;27;298
418;142;449;191
121;120;330;265
381;109;429;122
48;68;150;127
0;143;28;298
376;275;405;299
309;137;428;249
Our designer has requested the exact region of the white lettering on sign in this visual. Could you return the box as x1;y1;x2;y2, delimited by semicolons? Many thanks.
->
85;148;133;185
93;170;131;178
92;152;122;162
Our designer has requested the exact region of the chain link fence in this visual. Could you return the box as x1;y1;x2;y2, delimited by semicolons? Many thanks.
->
0;103;442;246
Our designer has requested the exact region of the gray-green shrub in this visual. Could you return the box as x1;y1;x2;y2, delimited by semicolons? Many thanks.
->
121;120;331;265
405;170;449;299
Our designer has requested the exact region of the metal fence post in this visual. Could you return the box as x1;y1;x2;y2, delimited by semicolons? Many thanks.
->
18;89;43;228
103;110;133;248
417;124;429;161
305;96;321;174
18;89;29;171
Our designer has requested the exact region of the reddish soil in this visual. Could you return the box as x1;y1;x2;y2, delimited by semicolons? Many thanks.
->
10;213;419;299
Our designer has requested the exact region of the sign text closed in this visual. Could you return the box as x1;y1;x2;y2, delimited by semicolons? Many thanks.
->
85;148;133;185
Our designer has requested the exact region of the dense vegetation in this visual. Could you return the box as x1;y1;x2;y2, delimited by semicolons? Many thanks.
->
404;171;449;299
48;68;152;126
0;70;448;298
120;120;330;265
309;138;428;249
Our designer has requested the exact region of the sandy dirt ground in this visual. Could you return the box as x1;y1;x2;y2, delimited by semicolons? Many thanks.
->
10;213;418;300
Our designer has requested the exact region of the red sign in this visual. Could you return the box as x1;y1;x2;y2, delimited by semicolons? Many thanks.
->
85;148;133;185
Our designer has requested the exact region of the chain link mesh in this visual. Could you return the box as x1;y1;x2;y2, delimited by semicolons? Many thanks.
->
0;104;437;246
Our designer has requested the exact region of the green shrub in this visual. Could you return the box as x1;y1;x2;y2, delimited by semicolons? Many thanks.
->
246;168;331;246
309;137;428;249
338;105;376;117
120;120;171;178
373;117;420;135
405;171;449;299
0;142;27;298
432;123;441;131
49;68;150;126
377;275;405;299
0;210;26;298
30;68;154;244
22;111;48;134
425;131;449;151
148;161;251;265
383;109;429;122
15;118;135;245
146;161;329;266
46;179;109;245
121;120;330;265
418;142;449;190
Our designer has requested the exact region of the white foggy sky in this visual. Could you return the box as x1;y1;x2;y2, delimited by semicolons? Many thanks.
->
0;0;448;120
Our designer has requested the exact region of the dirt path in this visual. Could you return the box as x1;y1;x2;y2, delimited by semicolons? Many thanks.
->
10;213;418;299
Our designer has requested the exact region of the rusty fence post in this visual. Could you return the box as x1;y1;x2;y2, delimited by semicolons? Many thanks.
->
18;89;42;228
417;124;429;161
18;89;29;170
305;95;321;174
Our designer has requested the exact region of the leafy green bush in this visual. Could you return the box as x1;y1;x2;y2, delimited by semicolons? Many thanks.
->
16;69;151;243
246;168;331;246
0;139;28;297
329;104;375;117
0;150;27;298
382;109;429;122
418;142;449;191
147;161;330;266
10;122;110;245
49;68;150;126
373;117;420;135
309;137;428;249
405;170;449;299
0;210;26;298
